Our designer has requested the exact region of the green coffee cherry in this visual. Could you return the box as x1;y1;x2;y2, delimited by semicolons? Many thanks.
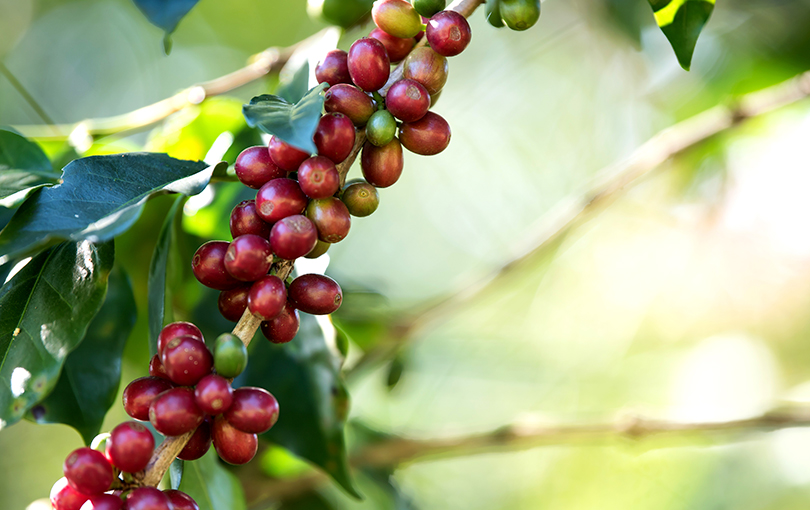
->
485;0;505;28
366;110;398;147
305;240;331;259
500;0;541;31
341;179;380;217
214;333;248;378
412;0;446;18
372;0;423;39
308;0;374;28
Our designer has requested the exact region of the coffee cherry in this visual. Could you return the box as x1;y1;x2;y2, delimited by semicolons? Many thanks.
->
63;447;113;495
400;111;451;155
270;215;319;260
51;477;90;510
289;274;344;315
366;110;397;147
123;377;174;421
164;490;200;510
315;49;352;86
124;488;172;510
369;27;415;63
192;241;243;291
426;10;472;56
157;322;203;357
361;138;404;187
348;38;390;92
195;374;234;415
268;137;310;171
260;302;300;344
212;415;258;465
297;156;340;199
80;494;123;510
224;387;280;434
149;387;204;436
314;113;356;164
500;0;541;31
305;240;331;259
412;0;446;17
148;354;169;380
341;179;380;217
430;89;442;107
486;0;505;27
177;419;211;461
106;422;154;473
255;178;308;223
230;200;272;239
224;235;273;282
372;0;422;38
214;333;248;378
386;79;430;122
248;275;287;320
218;286;250;322
403;46;448;95
161;335;213;386
306;197;352;243
235;146;285;189
324;84;376;126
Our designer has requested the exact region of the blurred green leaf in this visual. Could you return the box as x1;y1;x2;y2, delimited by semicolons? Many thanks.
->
602;0;648;47
0;129;59;206
277;62;311;104
27;264;136;444
170;459;184;490
177;448;246;510
0;241;114;429
0;154;225;265
280;492;336;510
385;354;405;391
648;0;715;70
243;84;328;154
132;0;199;39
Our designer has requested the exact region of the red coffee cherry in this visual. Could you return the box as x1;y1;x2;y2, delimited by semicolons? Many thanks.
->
386;79;430;122
230;200;272;239
361;138;404;188
306;197;352;243
255;178;308;223
248;275;287;320
123;377;174;421
297;156;340;199
194;374;234;415
51;477;90;510
369;27;415;63
79;494;123;510
341;179;380;217
371;0;423;38
177;419;212;461
324;84;376;126
158;321;203;357
314;113;356;164
315;49;352;86
218;286;250;322
224;234;274;282
224;387;280;434
161;336;213;386
106;421;155;473
270;215;319;260
403;46;448;95
400;111;451;155
212;415;258;465
260;302;300;344
426;10;472;56
124;488;172;510
234;146;285;189
192;241;243;291
63;447;113;496
288;274;344;315
267;137;310;172
148;354;169;380
348;38;390;92
149;387;204;436
163;490;200;510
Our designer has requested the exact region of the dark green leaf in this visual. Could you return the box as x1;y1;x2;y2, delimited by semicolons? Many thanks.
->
26;264;136;443
177;449;246;510
0;129;59;205
132;0;199;35
0;241;114;429
385;354;405;391
243;84;328;154
279;493;336;510
170;459;184;490
238;313;360;498
648;0;715;70
276;62;311;104
0;153;225;265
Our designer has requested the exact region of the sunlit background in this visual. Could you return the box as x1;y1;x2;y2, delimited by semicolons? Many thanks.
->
3;0;810;508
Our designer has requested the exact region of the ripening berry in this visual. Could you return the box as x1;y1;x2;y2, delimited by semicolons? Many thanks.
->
268;137;310;171
369;27;415;63
348;38;390;92
214;333;248;379
148;354;169;380
224;387;280;434
51;477;90;510
306;197;352;243
365;110;397;147
412;0;446;17
260;302;300;344
124;488;172;510
341;179;380;217
149;387;204;436
403;46;448;95
372;0;423;38
288;273;344;315
123;377;174;421
400;111;451;155
305;240;331;259
297;156;340;199
192;241;243;291
161;335;213;386
79;494;123;510
315;49;352;86
157;322;203;357
500;0;541;31
361;138;404;188
315;113;356;164
255;178;308;223
426;10;472;56
248;275;288;320
230;200;272;239
270;215;319;260
195;374;234;415
106;421;155;473
177;419;212;461
218;285;250;322
234;146;285;189
212;415;258;465
164;490;200;510
324;84;376;126
386;79;430;122
224;234;274;282
63;447;114;495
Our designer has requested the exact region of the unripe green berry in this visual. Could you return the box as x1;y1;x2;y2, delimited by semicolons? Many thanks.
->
500;0;541;31
412;0;446;17
372;0;423;38
341;179;380;217
214;333;248;378
308;0;375;28
485;0;505;28
366;110;397;147
305;240;331;259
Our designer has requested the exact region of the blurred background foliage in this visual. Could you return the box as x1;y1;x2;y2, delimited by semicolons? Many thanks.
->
3;0;810;508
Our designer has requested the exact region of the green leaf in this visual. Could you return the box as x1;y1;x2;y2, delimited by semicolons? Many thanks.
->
0;153;225;265
276;62;312;104
242;84;328;154
26;264;136;443
148;195;186;355
132;0;199;35
0;129;60;206
279;493;336;510
238;313;360;498
177;449;246;510
0;240;114;429
648;0;715;70
170;459;184;490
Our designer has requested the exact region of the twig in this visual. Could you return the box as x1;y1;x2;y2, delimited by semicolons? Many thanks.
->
0;62;58;133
